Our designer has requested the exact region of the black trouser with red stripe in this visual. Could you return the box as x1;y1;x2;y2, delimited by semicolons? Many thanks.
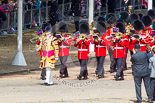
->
123;48;128;69
108;48;116;72
96;56;105;77
60;56;68;76
113;58;124;78
79;59;88;78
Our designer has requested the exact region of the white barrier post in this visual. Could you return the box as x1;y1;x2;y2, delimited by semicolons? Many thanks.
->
148;0;153;10
12;0;27;66
89;0;94;52
89;0;94;25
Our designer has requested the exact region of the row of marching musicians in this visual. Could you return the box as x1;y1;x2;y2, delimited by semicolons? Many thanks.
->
36;9;155;85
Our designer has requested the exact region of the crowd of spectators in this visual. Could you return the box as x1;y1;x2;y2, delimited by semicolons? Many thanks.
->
0;0;154;35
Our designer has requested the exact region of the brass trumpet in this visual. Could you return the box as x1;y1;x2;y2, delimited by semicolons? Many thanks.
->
79;34;87;41
145;30;151;39
112;32;123;39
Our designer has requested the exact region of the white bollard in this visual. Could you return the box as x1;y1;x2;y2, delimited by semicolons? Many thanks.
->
148;0;153;10
12;0;27;66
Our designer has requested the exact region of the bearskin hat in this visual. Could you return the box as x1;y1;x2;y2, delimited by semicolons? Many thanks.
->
59;21;68;33
147;9;155;19
106;13;117;24
153;22;155;30
138;13;143;20
97;16;105;22
130;13;139;24
133;20;144;31
116;22;126;33
142;15;152;27
119;11;129;22
117;19;125;24
79;21;90;35
96;21;106;33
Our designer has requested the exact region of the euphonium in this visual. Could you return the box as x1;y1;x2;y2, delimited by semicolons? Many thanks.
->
116;32;123;39
113;32;123;40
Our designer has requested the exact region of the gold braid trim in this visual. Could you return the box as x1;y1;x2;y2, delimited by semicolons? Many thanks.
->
40;56;55;64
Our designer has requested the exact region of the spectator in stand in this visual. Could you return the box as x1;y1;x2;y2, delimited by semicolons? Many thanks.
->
34;0;42;9
122;0;130;11
0;1;6;13
8;0;17;33
32;0;42;27
25;0;33;10
1;0;9;11
0;1;7;30
107;0;116;13
70;0;81;32
49;0;58;34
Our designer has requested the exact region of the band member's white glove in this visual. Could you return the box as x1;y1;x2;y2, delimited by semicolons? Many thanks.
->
116;36;119;39
131;36;135;40
55;57;59;61
35;45;40;52
98;38;101;41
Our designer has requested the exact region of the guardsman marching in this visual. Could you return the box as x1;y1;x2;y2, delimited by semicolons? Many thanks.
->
74;21;90;80
105;13;117;73
113;22;126;81
39;26;59;86
57;22;71;78
132;20;149;52
119;11;130;70
128;13;140;55
142;15;153;52
93;21;107;79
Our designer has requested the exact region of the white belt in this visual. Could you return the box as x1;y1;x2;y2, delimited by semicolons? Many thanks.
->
140;44;146;46
96;45;106;48
59;46;70;48
78;49;88;51
114;47;124;49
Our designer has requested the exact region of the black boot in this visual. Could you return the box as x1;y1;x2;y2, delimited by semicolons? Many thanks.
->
77;75;82;80
64;68;69;77
114;75;119;81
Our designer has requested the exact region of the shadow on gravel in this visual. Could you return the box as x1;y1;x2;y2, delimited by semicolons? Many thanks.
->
130;99;149;103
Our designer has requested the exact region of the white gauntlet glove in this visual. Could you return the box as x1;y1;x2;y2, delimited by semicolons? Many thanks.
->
35;45;40;52
55;57;59;61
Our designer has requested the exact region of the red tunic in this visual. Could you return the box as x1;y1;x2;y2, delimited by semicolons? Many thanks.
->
131;33;149;52
58;35;71;57
74;39;90;59
106;27;113;50
93;36;107;57
113;38;126;58
36;40;43;57
143;27;153;44
143;27;153;37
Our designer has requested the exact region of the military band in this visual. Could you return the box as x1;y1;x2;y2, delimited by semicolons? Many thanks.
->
36;9;155;84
